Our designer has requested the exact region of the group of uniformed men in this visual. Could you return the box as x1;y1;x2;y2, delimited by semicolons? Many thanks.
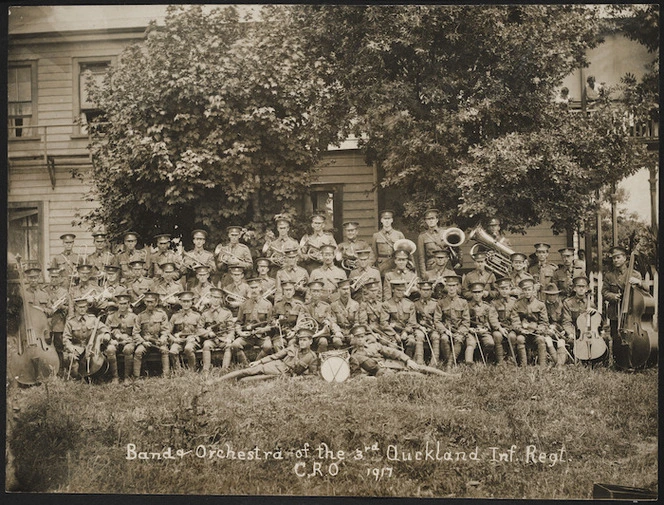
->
20;208;645;383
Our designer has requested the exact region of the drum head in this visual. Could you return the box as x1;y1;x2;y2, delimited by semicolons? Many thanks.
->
320;356;350;383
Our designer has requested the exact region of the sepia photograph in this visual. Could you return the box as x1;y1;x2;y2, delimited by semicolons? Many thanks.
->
5;3;659;500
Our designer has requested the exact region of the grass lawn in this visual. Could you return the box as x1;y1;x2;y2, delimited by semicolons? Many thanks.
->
6;364;658;498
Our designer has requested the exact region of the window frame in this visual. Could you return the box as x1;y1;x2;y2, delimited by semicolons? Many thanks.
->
7;201;45;271
7;60;39;140
72;56;114;137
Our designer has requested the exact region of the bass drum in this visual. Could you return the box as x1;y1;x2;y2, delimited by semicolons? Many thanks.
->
320;350;350;383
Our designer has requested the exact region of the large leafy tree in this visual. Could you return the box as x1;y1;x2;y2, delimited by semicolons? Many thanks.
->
292;4;651;232
86;5;345;245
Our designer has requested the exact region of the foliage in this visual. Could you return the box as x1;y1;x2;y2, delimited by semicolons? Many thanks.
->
8;366;658;497
86;5;345;245
292;4;651;232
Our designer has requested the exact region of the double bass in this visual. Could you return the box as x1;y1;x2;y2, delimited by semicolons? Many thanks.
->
615;252;658;369
8;255;61;386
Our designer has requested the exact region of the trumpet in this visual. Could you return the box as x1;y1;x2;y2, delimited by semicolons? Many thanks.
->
404;276;420;297
222;288;247;307
350;270;370;292
130;294;145;308
261;285;277;301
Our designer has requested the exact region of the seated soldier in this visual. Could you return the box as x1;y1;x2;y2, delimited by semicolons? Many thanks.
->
562;275;607;365
230;277;275;365
330;279;360;337
255;257;277;303
513;278;549;368
461;252;496;301
104;294;138;382
197;287;235;372
69;263;101;313
491;277;523;365
384;248;418;301
132;292;171;377
272;280;304;347
380;279;419;357
62;297;112;381
150;262;184;316
425;249;457;300
467;282;501;365
95;265;128;313
191;265;216;312
222;266;251;317
297;280;345;353
128;260;152;312
357;279;395;347
217;328;319;382
168;291;203;371
433;275;470;370
542;283;568;368
348;324;451;377
413;280;441;366
508;252;534;298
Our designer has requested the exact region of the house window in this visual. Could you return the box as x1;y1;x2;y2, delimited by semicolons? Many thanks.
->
78;61;109;134
8;62;37;138
8;204;42;269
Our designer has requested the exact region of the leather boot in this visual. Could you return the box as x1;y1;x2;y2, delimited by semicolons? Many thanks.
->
202;348;211;372
464;343;475;364
415;340;425;365
108;355;119;383
430;338;440;366
538;341;548;368
123;352;133;380
161;352;170;375
494;337;504;365
556;347;567;368
236;350;248;366
221;348;232;370
133;355;142;378
186;351;196;370
517;344;527;367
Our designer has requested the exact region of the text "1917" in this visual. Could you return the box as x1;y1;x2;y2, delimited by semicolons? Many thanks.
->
367;467;393;481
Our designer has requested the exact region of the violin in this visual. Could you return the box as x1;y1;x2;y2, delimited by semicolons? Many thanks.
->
616;252;658;369
574;278;607;362
8;255;61;386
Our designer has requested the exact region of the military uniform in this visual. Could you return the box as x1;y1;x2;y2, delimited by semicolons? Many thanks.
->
69;280;101;311
383;268;418;301
87;250;118;280
330;296;360;331
132;305;171;376
350;339;412;376
299;231;337;274
309;264;347;302
149;250;182;279
551;265;577;299
130;275;152;307
509;270;534;298
223;280;251;316
197;303;235;371
357;297;389;341
561;295;599;338
297;298;343;352
117;248;148;280
150;278;183;315
44;281;69;352
371;228;405;275
273;297;304;344
513;295;549;367
348;265;382;301
468;298;501;364
62;312;112;379
231;297;274;363
337;238;373;269
529;262;558;294
414;295;441;365
416;227;448;275
461;270;497;300
181;248;216;285
491;295;523;365
275;265;309;302
434;291;470;367
380;296;418;355
50;251;81;286
106;308;138;380
169;304;202;370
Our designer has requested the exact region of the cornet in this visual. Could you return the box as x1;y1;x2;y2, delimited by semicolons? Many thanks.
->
214;245;247;266
261;285;277;301
222;288;247;307
350;270;370;292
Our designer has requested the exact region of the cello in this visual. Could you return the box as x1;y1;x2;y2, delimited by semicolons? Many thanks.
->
76;316;109;379
8;255;61;386
574;277;607;362
615;251;658;369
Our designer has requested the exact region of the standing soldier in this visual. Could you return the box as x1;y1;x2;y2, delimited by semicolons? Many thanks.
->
272;281;305;347
216;226;253;286
513;278;549;368
416;208;462;274
231;278;275;364
87;230;117;283
150;262;183;315
380;279;419;358
433;275;470;370
552;247;585;299
197;287;235;372
69;264;101;313
529;243;558;299
128;260;152;311
299;212;337;274
61;297;113;380
149;234;181;280
508;252;534;298
95;265;128;313
116;232;148;280
467;282;502;365
23;267;50;311
262;213;299;272
190;265;216;312
255;257;277;302
105;294;138;382
275;247;309;303
51;233;80;287
168;291;202;371
486;217;511;247
330;279;360;336
383;248;418;301
132;292;171;377
461;251;496;301
222;266;251;317
180;229;217;289
601;246;644;365
413;280;441;366
348;248;382;302
44;267;69;364
297;280;345;353
336;221;373;272
425;249;457;300
371;209;405;276
491;277;523;365
310;244;347;303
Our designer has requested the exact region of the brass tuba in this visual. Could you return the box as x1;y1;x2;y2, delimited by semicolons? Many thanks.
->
442;227;466;266
393;239;417;271
468;225;515;277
